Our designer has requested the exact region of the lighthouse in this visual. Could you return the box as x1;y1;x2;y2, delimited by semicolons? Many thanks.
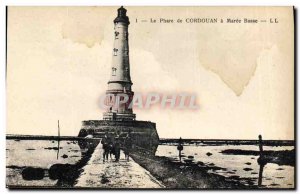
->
79;7;159;153
103;6;136;121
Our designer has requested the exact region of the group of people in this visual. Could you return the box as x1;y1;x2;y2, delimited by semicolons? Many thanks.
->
101;133;132;162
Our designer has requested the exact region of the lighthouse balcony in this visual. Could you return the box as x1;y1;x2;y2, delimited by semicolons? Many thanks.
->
103;112;136;121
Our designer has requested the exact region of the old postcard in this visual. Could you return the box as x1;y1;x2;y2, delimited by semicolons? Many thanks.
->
6;6;295;189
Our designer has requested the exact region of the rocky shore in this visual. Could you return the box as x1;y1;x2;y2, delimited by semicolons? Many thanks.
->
130;151;248;189
221;149;295;166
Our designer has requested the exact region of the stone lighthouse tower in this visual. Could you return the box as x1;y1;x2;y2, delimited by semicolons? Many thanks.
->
103;6;136;121
78;7;159;153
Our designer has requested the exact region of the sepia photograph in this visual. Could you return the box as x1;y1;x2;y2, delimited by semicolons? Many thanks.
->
5;5;295;189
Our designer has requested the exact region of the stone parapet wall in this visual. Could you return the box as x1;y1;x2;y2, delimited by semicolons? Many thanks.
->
81;120;155;130
78;120;159;154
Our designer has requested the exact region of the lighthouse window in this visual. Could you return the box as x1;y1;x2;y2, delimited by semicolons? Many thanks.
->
115;31;119;39
124;50;128;56
112;67;117;76
113;48;118;56
125;32;128;40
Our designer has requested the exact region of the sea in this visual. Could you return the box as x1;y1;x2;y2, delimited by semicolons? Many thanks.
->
6;139;294;188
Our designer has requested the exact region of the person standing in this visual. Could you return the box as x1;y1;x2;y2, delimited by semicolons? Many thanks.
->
108;141;114;160
177;137;184;162
114;136;121;162
101;134;109;162
124;134;132;161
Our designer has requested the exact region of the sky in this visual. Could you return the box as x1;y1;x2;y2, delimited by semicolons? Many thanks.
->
7;6;294;140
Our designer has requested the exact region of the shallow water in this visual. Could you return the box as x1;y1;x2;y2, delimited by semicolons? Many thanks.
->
6;139;97;187
6;139;294;189
156;144;294;188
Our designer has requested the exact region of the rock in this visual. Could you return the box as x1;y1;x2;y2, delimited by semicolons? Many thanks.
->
276;168;284;170
226;171;235;174
49;163;73;180
187;155;194;159
100;176;110;184
22;167;45;180
245;162;251;165
270;183;279;186
230;175;240;179
183;159;193;164
7;165;24;169
206;152;213;156
197;161;204;166
49;164;63;180
247;181;255;186
44;147;59;150
243;168;253;171
62;154;68;158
